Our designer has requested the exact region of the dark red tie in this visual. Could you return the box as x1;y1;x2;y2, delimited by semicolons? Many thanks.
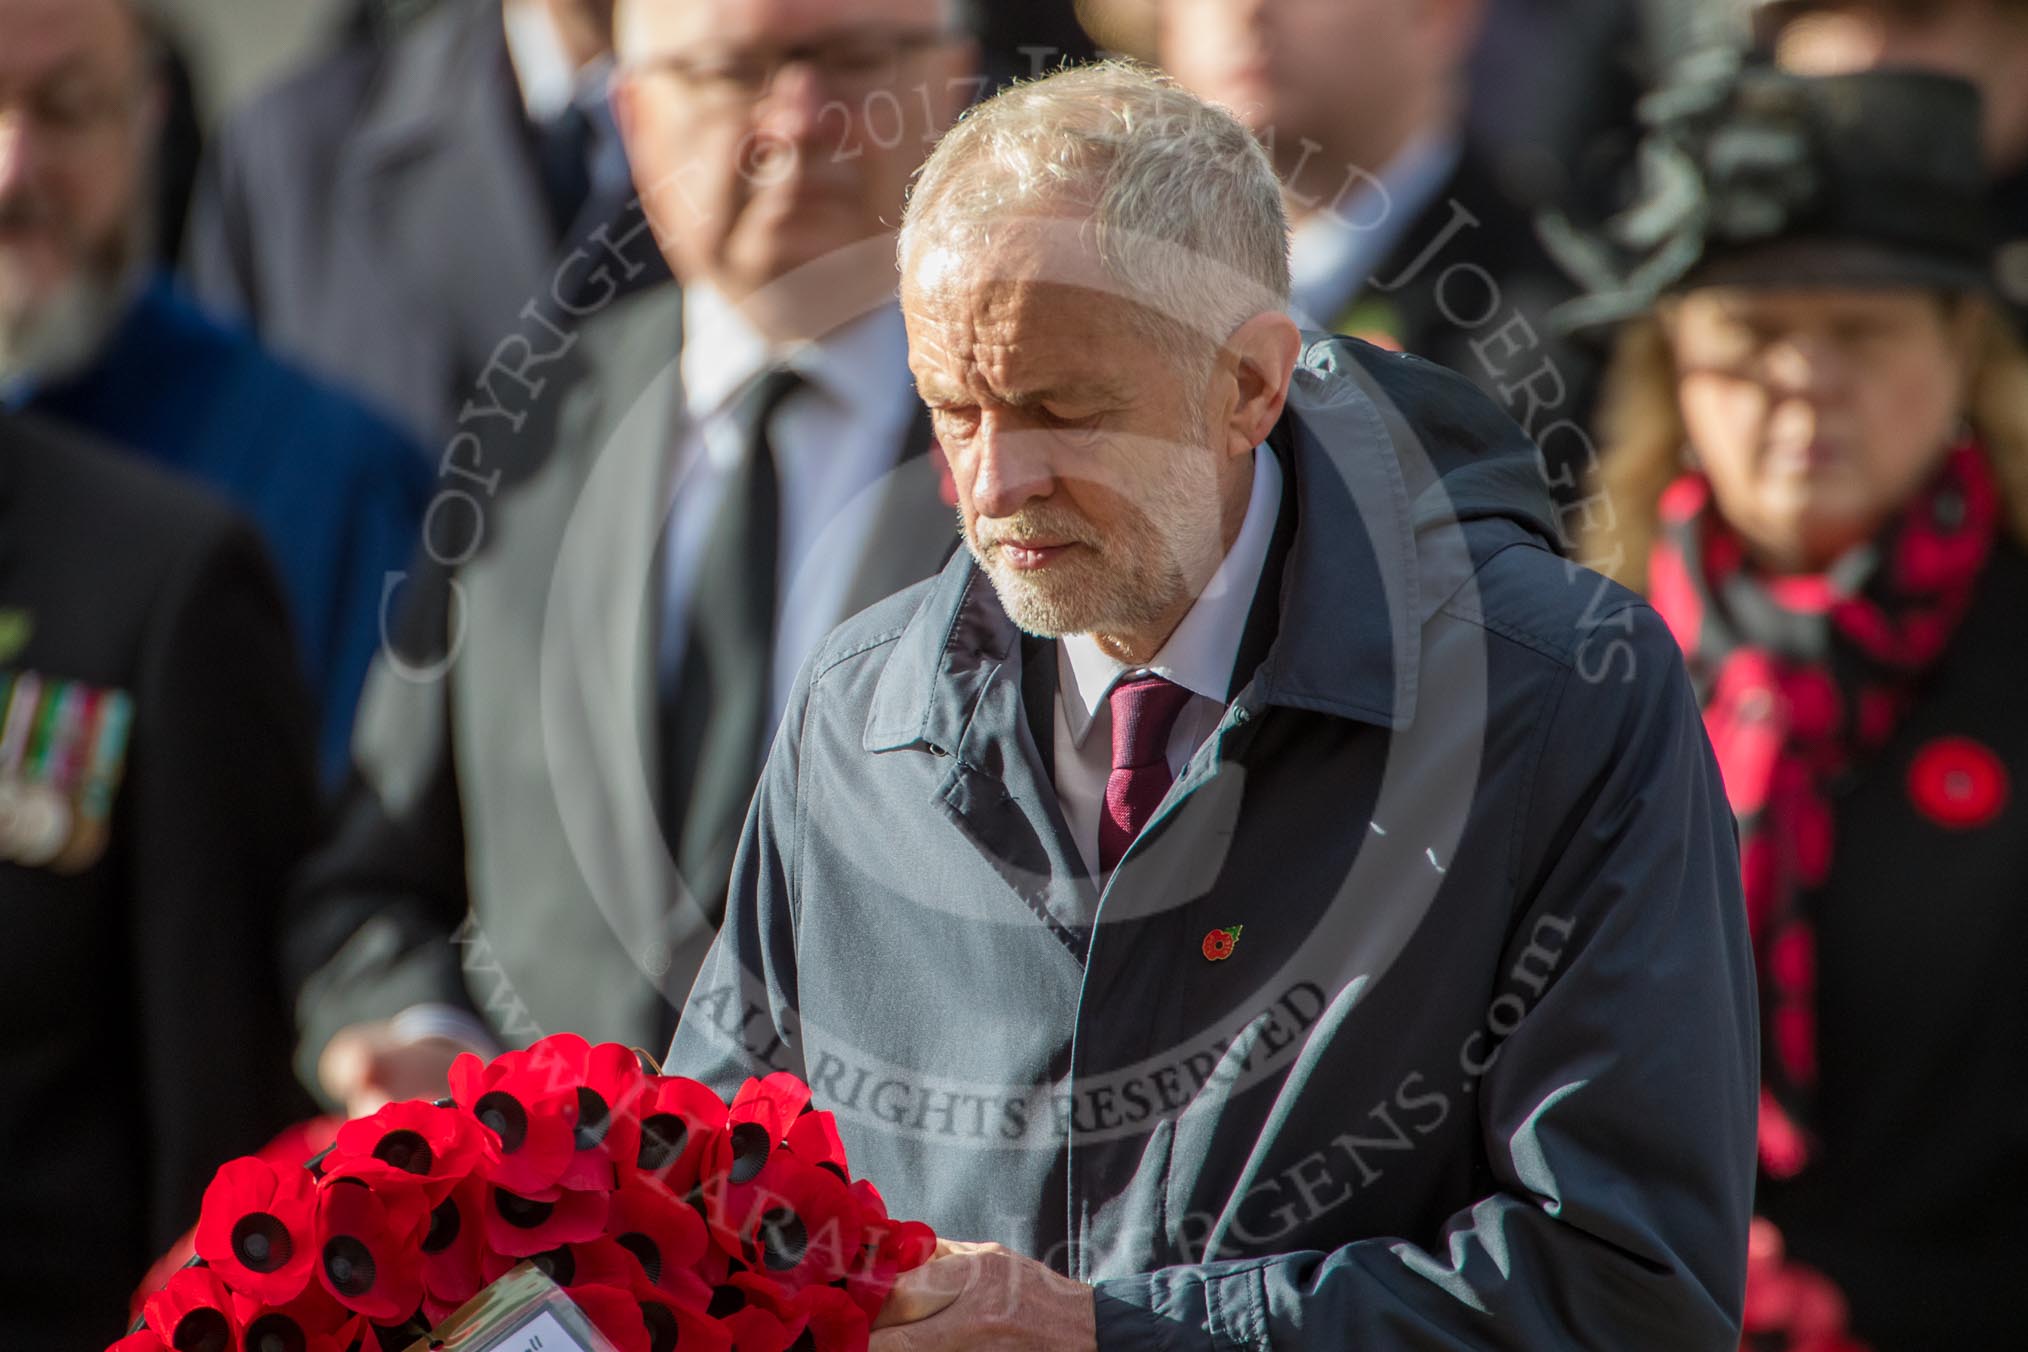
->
1099;675;1194;873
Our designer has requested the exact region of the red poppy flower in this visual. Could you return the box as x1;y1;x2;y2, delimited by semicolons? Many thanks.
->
418;1174;491;1324
789;1283;873;1352
1908;736;2011;830
194;1156;319;1305
843;1181;936;1318
1201;927;1238;962
313;1176;430;1323
142;1266;241;1352
627;1075;728;1194
522;1033;650;1193
726;1155;863;1291
564;1283;652;1352
700;1076;814;1253
482;1181;613;1258
331;1100;496;1204
782;1110;849;1178
228;1277;370;1352
448;1048;579;1195
609;1174;710;1294
634;1281;735;1352
703;1273;798;1352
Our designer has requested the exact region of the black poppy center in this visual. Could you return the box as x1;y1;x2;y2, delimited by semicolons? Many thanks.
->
727;1121;772;1183
642;1300;679;1352
422;1197;463;1254
230;1211;293;1273
616;1231;663;1286
494;1187;556;1230
322;1236;378;1297
788;1332;818;1352
532;1245;577;1286
474;1092;529;1152
758;1207;808;1272
373;1128;436;1176
706;1284;747;1318
243;1313;309;1352
637;1114;687;1171
573;1088;611;1151
170;1307;232;1352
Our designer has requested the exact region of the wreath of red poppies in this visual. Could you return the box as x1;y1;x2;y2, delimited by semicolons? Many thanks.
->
112;1035;937;1352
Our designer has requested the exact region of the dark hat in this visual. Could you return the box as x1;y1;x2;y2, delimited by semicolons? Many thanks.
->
1543;56;1994;332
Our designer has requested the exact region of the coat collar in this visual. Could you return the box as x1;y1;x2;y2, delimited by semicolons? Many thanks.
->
864;351;1426;755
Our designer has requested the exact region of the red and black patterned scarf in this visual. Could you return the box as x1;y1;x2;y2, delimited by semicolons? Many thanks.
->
1647;438;2001;1178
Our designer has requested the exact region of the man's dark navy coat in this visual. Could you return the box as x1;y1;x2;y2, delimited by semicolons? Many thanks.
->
667;338;1757;1349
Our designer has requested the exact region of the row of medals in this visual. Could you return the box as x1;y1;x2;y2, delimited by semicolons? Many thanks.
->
0;670;133;874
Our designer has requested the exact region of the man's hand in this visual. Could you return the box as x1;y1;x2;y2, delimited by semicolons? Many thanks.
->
871;1240;1097;1352
317;1021;471;1118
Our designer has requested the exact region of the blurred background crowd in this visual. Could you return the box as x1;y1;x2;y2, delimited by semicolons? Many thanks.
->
2;0;2024;1347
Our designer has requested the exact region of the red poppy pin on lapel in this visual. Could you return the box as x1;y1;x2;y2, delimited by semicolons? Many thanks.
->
1202;926;1242;962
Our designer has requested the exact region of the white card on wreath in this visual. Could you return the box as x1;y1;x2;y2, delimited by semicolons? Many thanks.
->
401;1263;617;1352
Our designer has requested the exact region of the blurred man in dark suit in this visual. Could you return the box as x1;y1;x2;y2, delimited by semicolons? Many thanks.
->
0;413;317;1349
0;0;429;782
287;0;975;1118
185;0;642;448
1157;0;1596;496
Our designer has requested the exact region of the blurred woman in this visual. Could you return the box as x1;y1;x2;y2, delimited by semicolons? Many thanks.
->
1567;64;2028;1350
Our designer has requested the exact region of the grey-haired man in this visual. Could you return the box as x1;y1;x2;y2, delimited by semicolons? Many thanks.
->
669;63;1756;1352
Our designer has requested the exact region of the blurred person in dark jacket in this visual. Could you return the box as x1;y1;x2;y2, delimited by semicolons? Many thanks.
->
1759;0;2028;330
286;0;975;1120
0;0;430;783
185;0;645;448
1155;0;1599;497
0;412;317;1350
1566;65;2028;1349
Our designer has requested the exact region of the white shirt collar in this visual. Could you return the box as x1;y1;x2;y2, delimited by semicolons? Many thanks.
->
503;0;579;124
678;282;909;426
1288;128;1463;328
1059;444;1284;748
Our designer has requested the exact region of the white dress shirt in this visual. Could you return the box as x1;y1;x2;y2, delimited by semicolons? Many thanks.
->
1288;130;1462;331
1054;445;1284;877
658;284;921;721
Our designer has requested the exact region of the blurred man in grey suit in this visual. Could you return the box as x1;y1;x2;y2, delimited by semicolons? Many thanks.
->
185;0;640;447
288;0;975;1116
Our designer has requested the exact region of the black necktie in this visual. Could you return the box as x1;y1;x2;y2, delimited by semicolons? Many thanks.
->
661;367;805;922
535;99;596;237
